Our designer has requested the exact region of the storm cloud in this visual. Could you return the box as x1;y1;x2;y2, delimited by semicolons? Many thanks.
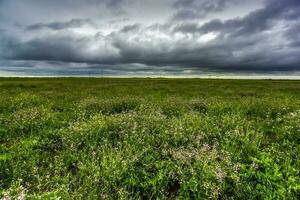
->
0;0;300;76
172;0;239;20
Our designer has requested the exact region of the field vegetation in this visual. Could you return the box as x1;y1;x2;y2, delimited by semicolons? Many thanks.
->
0;78;300;199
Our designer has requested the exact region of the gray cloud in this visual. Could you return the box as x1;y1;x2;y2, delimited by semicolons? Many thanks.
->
284;22;300;47
119;24;141;33
26;19;96;31
172;0;238;20
174;0;300;36
0;0;300;75
0;31;120;64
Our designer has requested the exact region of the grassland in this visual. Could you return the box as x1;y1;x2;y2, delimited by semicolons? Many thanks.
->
0;78;300;199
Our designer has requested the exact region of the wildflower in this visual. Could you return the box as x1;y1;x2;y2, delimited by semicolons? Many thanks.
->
18;186;26;200
234;164;241;172
202;143;210;151
100;192;108;199
3;193;11;200
216;168;225;183
251;163;259;171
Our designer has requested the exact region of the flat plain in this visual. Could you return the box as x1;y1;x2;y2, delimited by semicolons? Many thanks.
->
0;78;300;199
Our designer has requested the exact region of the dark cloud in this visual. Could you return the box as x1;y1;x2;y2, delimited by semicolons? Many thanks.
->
174;0;300;36
104;0;127;8
0;32;120;65
27;19;95;31
0;0;129;27
119;24;141;33
0;60;188;76
284;22;300;47
172;0;239;20
0;0;300;75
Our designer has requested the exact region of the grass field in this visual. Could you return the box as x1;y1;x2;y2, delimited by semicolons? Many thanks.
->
0;78;300;199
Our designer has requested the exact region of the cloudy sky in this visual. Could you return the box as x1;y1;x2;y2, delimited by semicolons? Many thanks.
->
0;0;300;76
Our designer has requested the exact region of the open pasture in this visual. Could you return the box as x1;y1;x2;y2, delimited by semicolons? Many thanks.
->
0;78;300;199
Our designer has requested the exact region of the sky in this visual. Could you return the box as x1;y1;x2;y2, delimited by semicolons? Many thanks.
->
0;0;300;76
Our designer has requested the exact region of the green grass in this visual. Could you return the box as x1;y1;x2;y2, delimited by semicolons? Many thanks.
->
0;78;300;199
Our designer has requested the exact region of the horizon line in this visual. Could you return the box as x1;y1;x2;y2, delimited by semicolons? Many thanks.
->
1;75;300;80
